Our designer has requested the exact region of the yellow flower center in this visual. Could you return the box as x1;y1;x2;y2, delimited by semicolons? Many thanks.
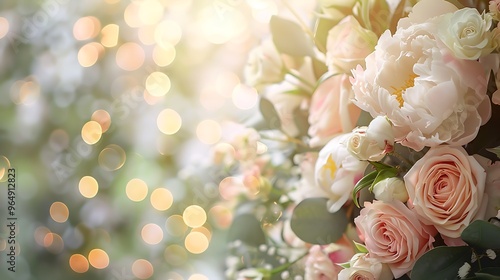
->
322;154;337;179
391;73;418;108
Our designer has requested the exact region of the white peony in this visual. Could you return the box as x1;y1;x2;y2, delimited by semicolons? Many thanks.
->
351;0;491;151
315;133;369;212
347;115;395;161
244;38;285;90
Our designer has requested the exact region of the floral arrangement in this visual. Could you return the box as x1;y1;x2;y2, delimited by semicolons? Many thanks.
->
218;0;500;279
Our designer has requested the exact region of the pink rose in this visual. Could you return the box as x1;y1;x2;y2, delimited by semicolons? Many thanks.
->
354;200;436;278
308;74;361;148
305;245;343;280
404;146;487;241
326;16;377;73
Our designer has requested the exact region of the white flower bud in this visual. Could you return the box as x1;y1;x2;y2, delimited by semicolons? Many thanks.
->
458;262;471;279
486;249;497;260
372;177;409;203
366;115;394;151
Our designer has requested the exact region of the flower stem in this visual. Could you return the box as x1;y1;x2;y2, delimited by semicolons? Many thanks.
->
286;69;315;92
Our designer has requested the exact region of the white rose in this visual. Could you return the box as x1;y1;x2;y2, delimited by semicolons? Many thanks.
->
316;133;369;212
244;38;284;90
326;16;377;73
346;116;394;161
439;8;495;60
338;253;393;280
372;177;409;203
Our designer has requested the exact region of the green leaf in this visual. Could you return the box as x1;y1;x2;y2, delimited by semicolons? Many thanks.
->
368;161;394;172
466;273;500;280
352;170;377;208
411;246;472;280
259;97;282;130
228;213;266;247
478;267;500;276
290;197;348;245
356;110;373;127
313;17;337;53
369;168;398;191
311;56;329;81
270;16;314;57
461;220;500;249
487;146;500;159
353;241;368;253
292;106;309;138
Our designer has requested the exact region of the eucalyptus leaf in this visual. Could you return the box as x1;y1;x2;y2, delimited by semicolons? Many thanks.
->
290;197;348;245
270;16;314;57
228;213;266;247
461;220;500;249
411;246;472;280
478;267;500;277
292;106;310;138
353;241;368;253
313;17;336;53
259;97;282;130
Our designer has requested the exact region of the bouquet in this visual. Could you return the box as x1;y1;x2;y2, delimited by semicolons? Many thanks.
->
219;0;500;279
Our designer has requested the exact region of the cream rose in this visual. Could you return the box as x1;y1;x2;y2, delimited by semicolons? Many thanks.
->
474;155;500;220
326;16;377;73
403;145;487;240
354;200;436;278
315;133;369;213
372;177;409;203
308;74;361;148
438;8;495;60
347;116;394;161
244;38;285;90
337;253;393;280
351;0;491;151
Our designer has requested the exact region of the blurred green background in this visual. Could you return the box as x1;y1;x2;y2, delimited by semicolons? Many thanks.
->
0;0;283;279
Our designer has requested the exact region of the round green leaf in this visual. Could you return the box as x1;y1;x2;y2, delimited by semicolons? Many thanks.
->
461;220;500;249
228;214;266;247
259;97;281;130
290;197;348;245
270;16;314;57
411;246;472;280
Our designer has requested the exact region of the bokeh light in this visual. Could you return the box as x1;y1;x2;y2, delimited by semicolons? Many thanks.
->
49;129;70;152
164;244;188;266
157;109;182;135
50;202;69;223
208;204;233;229
150;188;173;211
126;178;148;202
232;84;258;110
0;155;11;182
78;42;104;68
155;20;182;47
132;259;154;279
141;223;163;245
189;274;209;280
145;72;171;97
44;233;64;254
98;144;126;171
101;24;119;47
182;205;207;228
184;231;209;254
91;110;112;132
81;121;103;145
116;42;145;71
165;215;188;236
73;16;101;41
10;79;41;105
152;44;176;67
88;249;109;269
79;176;99;198
69;254;89;273
196;120;221;145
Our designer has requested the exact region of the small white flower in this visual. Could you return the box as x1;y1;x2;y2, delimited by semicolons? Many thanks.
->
471;253;478;263
486;249;497;260
458;262;471;279
372;177;409;203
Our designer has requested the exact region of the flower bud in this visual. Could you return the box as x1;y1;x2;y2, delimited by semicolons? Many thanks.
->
372;177;409;203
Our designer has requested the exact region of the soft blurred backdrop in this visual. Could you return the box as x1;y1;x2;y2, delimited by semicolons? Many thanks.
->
0;0;317;279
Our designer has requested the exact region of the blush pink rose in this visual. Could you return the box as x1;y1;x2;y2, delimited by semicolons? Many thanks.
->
354;200;436;278
403;146;487;241
308;74;361;148
305;245;343;280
